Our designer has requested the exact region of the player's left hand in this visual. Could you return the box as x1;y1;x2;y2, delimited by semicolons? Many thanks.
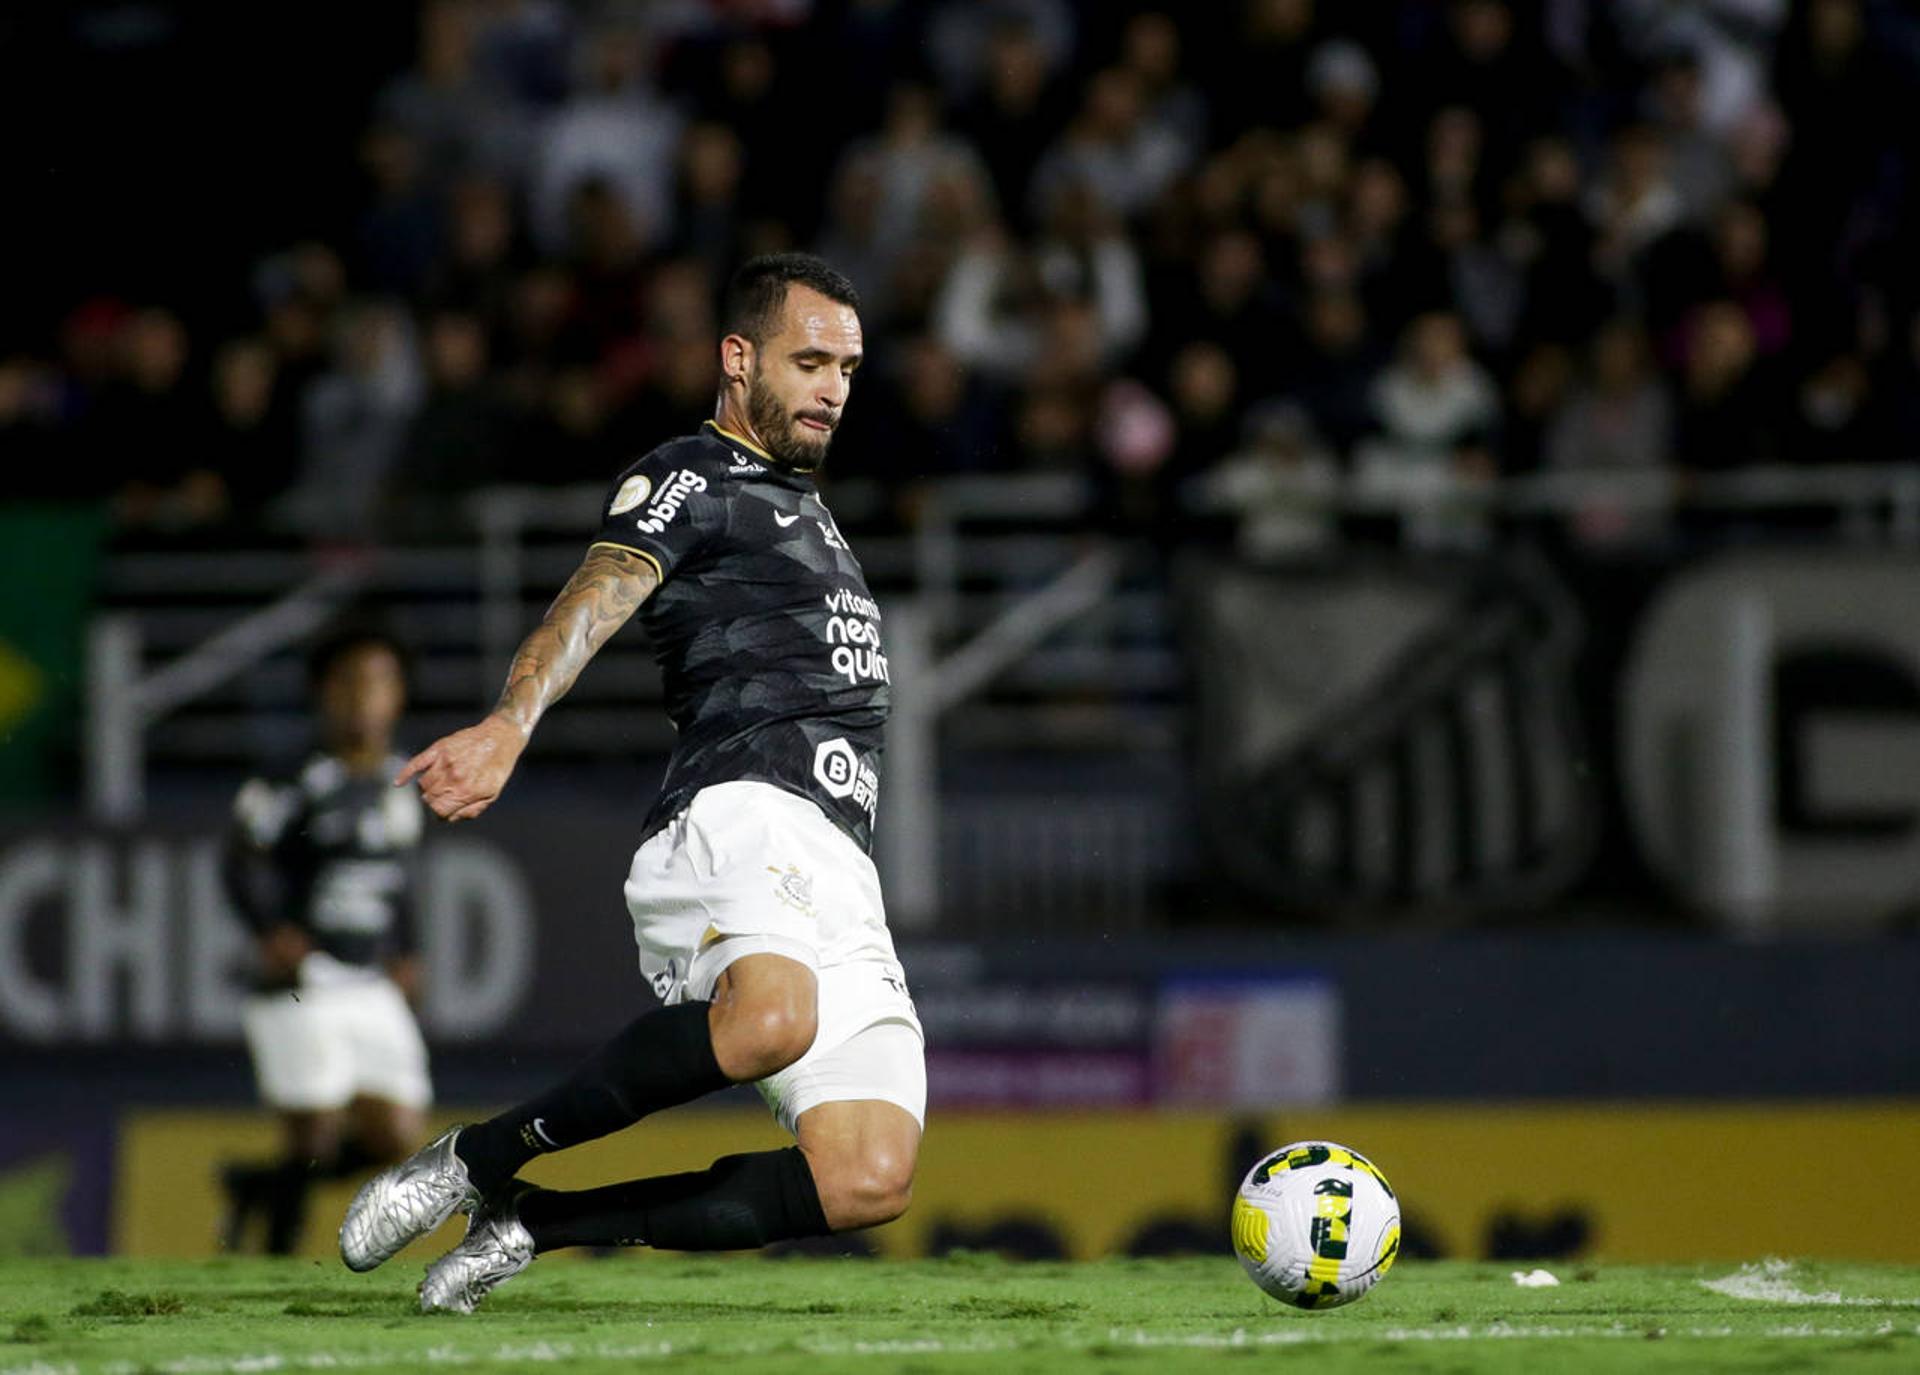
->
397;714;527;821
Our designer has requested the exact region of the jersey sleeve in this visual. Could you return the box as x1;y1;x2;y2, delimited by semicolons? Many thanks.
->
589;443;727;582
223;778;297;934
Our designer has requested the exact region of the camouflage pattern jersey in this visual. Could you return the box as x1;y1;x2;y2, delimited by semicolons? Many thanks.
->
592;420;889;853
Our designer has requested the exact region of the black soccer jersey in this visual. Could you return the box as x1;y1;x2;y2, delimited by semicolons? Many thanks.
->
592;420;888;852
223;753;423;984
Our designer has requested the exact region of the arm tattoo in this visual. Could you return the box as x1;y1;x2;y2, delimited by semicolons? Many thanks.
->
493;546;659;732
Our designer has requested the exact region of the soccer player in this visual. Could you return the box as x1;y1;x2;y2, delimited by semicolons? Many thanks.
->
220;628;431;1254
340;254;923;1313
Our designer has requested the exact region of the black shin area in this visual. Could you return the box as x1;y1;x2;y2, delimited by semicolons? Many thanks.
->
517;1147;829;1253
315;1138;382;1180
262;1160;315;1255
454;1001;728;1193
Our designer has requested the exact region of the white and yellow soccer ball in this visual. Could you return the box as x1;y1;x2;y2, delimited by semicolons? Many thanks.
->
1231;1140;1402;1309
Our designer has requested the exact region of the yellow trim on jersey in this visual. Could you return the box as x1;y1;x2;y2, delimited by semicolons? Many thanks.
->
587;541;666;583
704;418;774;461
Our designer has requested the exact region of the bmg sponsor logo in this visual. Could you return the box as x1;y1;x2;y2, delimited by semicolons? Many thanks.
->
633;469;707;534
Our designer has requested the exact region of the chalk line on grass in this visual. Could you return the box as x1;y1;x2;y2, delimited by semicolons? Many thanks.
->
1701;1259;1920;1309
8;1317;1918;1375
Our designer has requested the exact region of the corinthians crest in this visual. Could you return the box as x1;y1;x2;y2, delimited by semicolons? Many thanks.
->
767;864;816;918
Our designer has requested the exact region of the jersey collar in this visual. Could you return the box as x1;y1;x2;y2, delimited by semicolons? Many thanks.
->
703;419;817;480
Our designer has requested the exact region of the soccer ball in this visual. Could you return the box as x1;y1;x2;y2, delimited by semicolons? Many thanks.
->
1231;1140;1401;1309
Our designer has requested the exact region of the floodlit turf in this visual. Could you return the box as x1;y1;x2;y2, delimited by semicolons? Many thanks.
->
2;1255;1917;1374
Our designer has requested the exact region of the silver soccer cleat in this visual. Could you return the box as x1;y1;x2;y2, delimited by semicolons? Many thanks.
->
418;1188;537;1314
339;1126;480;1272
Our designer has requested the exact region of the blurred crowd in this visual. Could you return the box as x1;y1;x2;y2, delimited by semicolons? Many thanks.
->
11;0;1920;549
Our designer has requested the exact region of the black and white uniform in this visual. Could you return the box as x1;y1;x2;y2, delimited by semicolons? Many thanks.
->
592;420;923;1131
225;754;432;1111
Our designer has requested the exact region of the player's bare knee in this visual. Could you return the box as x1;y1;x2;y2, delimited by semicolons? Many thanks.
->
816;1142;914;1230
714;998;817;1081
839;1167;913;1230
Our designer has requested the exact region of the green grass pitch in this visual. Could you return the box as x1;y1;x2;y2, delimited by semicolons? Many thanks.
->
3;1256;1917;1374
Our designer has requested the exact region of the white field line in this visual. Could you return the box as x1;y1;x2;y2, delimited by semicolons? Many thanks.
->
1701;1258;1920;1308
6;1320;1918;1375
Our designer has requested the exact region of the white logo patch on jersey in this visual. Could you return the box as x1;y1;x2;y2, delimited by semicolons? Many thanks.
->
608;473;654;515
774;512;800;527
634;469;708;534
813;737;880;821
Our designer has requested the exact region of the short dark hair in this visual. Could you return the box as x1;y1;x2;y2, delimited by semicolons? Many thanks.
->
306;621;412;692
722;253;860;346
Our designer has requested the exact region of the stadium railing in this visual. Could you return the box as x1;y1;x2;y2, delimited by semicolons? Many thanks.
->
83;461;1920;926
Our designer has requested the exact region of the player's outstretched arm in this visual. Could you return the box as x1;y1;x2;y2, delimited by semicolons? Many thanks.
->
398;546;660;821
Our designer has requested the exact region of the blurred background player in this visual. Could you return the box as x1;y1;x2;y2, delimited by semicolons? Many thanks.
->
218;627;431;1253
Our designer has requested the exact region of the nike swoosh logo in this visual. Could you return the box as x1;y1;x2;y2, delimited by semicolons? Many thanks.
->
531;1117;558;1149
773;512;800;527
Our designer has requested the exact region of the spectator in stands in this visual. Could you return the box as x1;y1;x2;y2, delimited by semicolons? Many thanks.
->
1674;300;1774;470
828;80;994;305
424;178;523;338
1287;287;1381;456
926;0;1076;109
1543;320;1676;549
293;303;423;539
1546;320;1673;474
858;334;1007;480
1032;180;1148;363
1428;195;1526;359
376;0;534;188
1356;310;1501;545
1785;351;1877;464
208;337;298;524
1644;46;1735;223
529;24;682;257
1152;229;1283;390
670;122;748;293
1013;385;1094;473
1029;66;1192;223
1502;342;1575;472
100;309;229;534
1218;0;1320;140
1508;136;1609;348
1588;123;1685;280
690;35;820;242
1191;400;1341;560
1165;340;1242;480
1365;310;1501;469
562;178;648;365
615;258;722;459
956;16;1072;234
399;309;519;508
1119;12;1207;170
33;0;1920;566
1409;0;1560;174
355;124;442;298
1304;39;1381;150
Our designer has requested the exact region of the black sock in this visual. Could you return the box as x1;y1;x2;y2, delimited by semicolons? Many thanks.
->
263;1160;313;1255
517;1147;829;1253
315;1139;382;1181
455;1001;729;1193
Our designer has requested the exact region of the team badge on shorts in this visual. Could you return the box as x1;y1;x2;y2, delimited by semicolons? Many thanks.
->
768;864;816;918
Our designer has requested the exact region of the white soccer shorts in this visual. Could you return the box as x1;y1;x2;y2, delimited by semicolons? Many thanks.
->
626;780;926;1130
240;967;433;1112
